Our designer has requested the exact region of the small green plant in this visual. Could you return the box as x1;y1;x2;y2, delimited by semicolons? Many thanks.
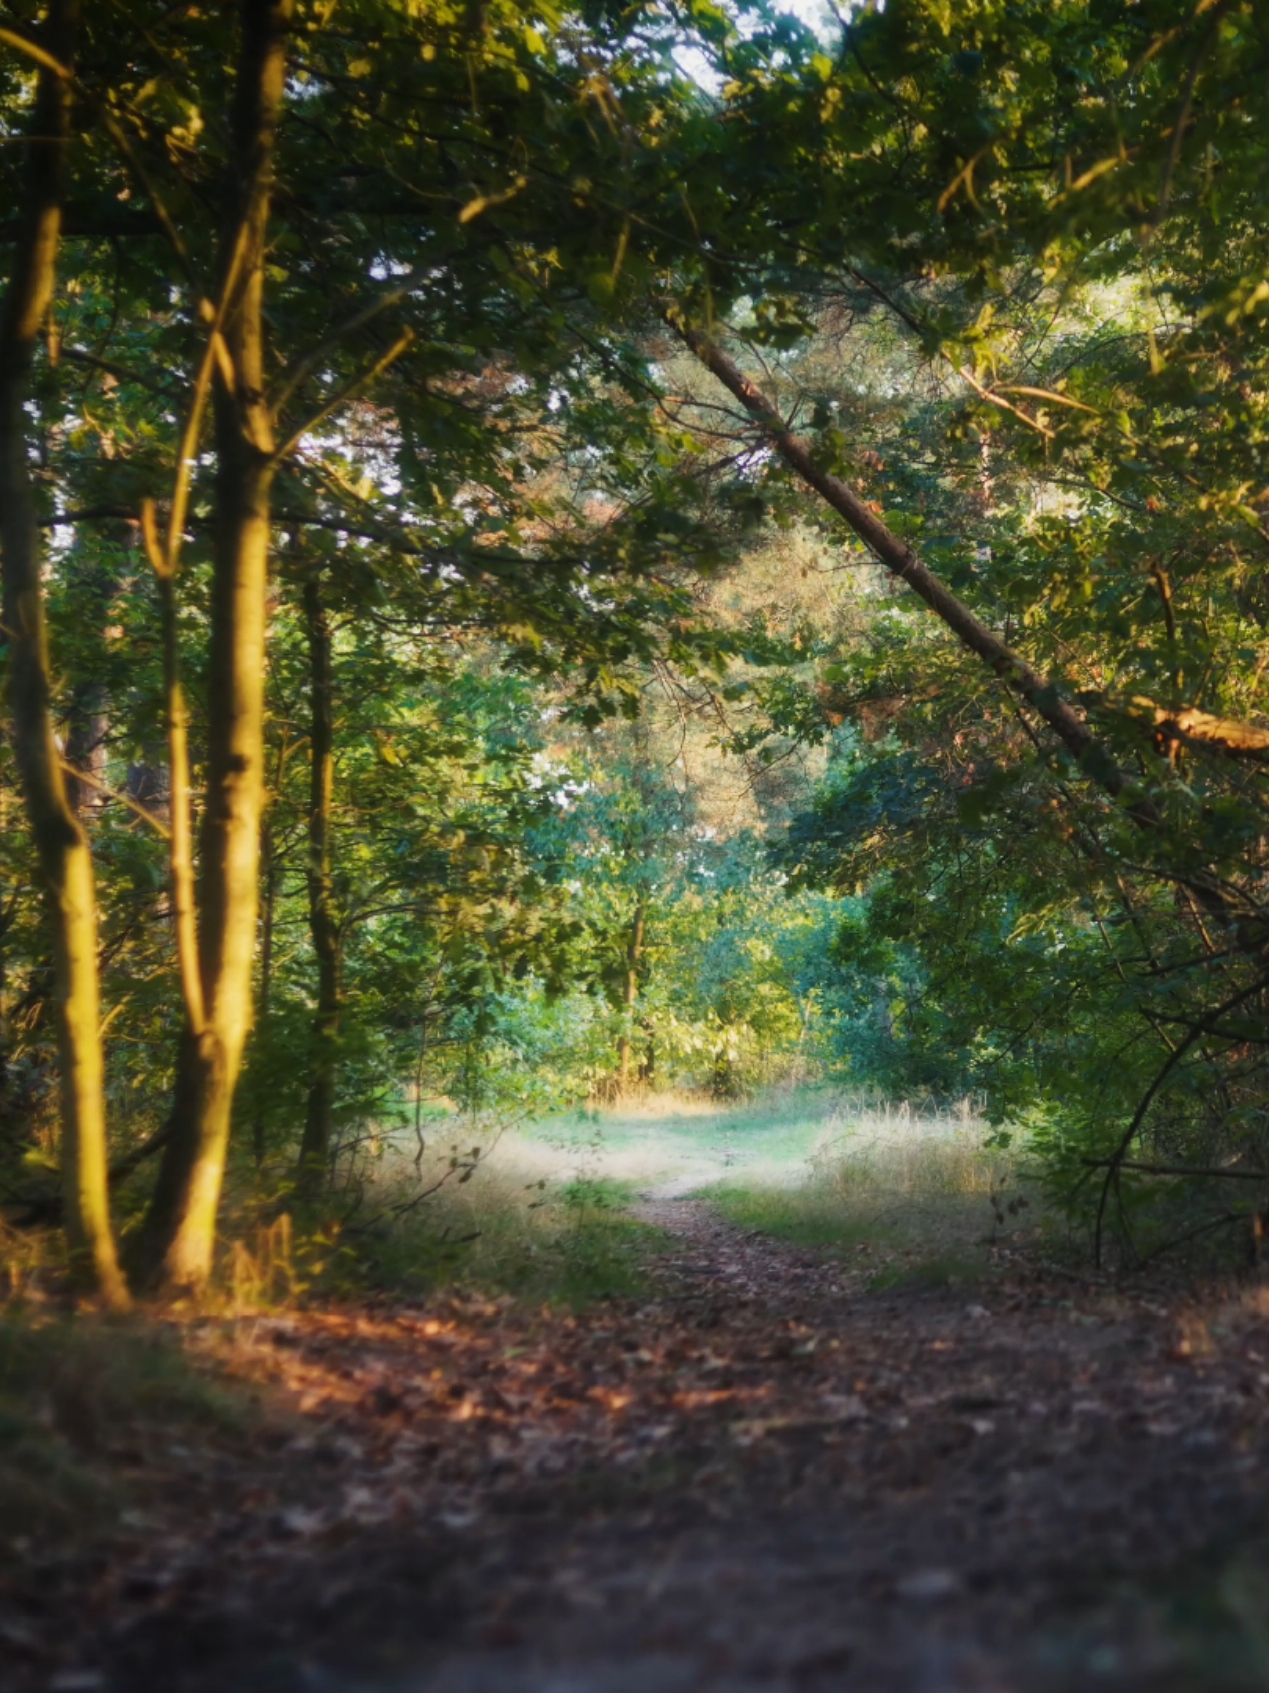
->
866;1254;986;1293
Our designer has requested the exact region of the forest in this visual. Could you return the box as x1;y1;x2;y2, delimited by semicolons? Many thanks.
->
3;0;1269;1687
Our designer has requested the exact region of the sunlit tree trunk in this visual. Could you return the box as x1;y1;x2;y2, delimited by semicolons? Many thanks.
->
0;0;127;1306
297;572;342;1191
141;0;292;1292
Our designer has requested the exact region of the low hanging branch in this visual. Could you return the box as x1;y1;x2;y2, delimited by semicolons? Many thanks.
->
673;318;1156;816
1082;1158;1269;1181
1145;702;1269;761
677;320;1269;784
677;317;1269;1242
1090;970;1269;1265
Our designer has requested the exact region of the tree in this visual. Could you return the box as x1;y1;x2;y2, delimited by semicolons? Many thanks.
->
0;0;743;1285
666;0;1269;1254
0;0;127;1305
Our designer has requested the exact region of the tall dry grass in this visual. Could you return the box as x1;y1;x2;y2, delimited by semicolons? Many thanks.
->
713;1097;1031;1265
811;1098;1009;1207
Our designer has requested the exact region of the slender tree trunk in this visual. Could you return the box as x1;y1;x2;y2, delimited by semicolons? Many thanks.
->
616;898;647;1091
638;1022;655;1086
297;573;342;1191
0;0;127;1306
251;812;276;1167
140;0;292;1291
140;499;204;1035
63;530;130;820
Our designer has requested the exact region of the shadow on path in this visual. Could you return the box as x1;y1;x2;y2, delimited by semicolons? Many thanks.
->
14;1200;1269;1692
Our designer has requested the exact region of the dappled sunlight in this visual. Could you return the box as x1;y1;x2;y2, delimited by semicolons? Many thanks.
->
20;1197;1269;1687
487;1089;848;1199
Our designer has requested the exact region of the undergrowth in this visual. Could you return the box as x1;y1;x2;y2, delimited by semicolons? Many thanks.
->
306;1169;667;1308
712;1184;889;1252
0;1311;247;1554
711;1103;1035;1273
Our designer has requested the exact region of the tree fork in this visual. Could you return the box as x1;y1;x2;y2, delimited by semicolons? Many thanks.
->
0;0;127;1307
140;0;293;1291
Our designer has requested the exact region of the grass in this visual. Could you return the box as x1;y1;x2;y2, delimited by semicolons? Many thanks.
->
0;1309;247;1552
711;1183;890;1251
710;1099;1032;1282
335;1090;1031;1305
523;1088;837;1184
327;1088;852;1306
323;1165;668;1309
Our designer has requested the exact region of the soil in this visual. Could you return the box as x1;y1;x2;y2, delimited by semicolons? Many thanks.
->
9;1199;1269;1692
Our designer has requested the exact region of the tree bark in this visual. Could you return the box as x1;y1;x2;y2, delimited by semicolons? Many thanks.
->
140;0;292;1291
616;898;647;1090
250;811;276;1168
141;500;204;1037
297;572;342;1191
0;0;128;1306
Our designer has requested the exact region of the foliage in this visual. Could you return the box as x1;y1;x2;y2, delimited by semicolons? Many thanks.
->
2;0;1269;1278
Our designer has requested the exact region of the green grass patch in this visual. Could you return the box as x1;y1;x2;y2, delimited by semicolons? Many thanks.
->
525;1088;839;1171
865;1253;987;1293
705;1103;1036;1289
712;1184;895;1253
320;1166;666;1310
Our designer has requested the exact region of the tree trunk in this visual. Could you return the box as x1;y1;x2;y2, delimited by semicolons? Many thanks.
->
638;1022;655;1085
616;898;647;1090
0;0;127;1307
63;685;108;819
140;0;292;1292
297;572;342;1192
63;527;131;820
250;811;276;1167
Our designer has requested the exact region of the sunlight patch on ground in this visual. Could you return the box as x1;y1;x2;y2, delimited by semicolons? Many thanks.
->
474;1091;1005;1208
504;1090;840;1199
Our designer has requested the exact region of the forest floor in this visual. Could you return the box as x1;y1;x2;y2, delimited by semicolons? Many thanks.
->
9;1183;1269;1692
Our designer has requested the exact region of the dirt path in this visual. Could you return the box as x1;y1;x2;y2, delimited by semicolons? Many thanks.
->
12;1201;1269;1692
